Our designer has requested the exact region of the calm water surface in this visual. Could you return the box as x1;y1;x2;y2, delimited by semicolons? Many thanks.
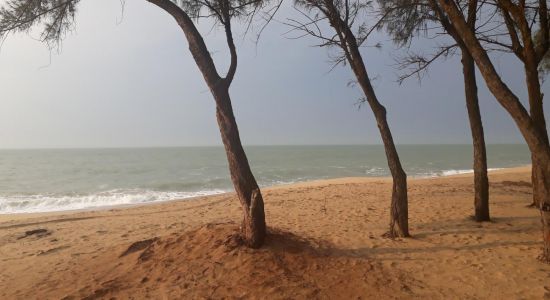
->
0;144;530;213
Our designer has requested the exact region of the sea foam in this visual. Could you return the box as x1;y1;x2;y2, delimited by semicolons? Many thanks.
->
0;189;226;214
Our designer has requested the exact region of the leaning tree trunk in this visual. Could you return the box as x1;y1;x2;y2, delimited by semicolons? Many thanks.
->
524;53;550;209
340;27;409;238
317;0;409;238
147;0;266;248
375;113;409;237
461;49;490;221
213;84;266;248
524;51;550;262
349;58;409;237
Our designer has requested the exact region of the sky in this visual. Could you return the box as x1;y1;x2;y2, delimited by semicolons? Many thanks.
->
0;0;548;148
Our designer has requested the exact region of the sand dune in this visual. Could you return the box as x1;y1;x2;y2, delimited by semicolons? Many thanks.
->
0;166;549;299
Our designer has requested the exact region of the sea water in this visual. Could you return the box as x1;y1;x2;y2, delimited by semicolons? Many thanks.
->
0;144;530;213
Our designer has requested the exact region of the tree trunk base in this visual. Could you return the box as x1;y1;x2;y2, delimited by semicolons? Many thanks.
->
473;214;490;222
383;229;411;239
239;189;266;249
387;174;409;238
540;208;550;264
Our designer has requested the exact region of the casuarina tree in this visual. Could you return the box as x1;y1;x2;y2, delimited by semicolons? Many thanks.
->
0;0;269;247
422;0;550;262
286;0;410;237
379;0;490;221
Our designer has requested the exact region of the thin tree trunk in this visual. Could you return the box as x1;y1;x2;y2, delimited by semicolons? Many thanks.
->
213;85;266;248
358;81;409;237
347;47;409;237
461;49;490;221
319;3;410;237
147;0;266;248
343;30;409;238
434;0;550;170
434;0;550;262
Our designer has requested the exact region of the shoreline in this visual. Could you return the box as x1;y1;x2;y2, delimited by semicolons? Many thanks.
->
1;164;548;299
0;165;531;219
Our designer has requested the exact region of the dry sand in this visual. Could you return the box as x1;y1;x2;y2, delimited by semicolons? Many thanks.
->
0;166;549;299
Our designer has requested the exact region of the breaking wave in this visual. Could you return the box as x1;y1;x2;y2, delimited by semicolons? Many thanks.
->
0;189;226;214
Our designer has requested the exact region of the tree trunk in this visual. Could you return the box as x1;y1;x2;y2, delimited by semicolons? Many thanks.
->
461;49;490;221
517;4;550;261
350;60;409;237
542;207;550;263
524;53;550;208
338;23;409;237
521;30;550;260
363;98;408;237
319;5;410;237
213;84;266;248
434;0;550;262
147;0;266;248
434;0;550;171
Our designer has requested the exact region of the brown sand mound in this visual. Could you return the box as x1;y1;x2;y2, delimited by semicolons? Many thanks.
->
68;223;417;299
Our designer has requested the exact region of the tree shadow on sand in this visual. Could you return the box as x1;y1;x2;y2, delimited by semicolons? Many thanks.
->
67;222;419;300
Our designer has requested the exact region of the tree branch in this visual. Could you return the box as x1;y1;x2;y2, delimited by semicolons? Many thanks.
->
147;0;221;85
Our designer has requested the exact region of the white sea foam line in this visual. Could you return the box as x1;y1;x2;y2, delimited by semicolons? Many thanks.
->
441;169;474;176
0;189;227;214
415;167;504;178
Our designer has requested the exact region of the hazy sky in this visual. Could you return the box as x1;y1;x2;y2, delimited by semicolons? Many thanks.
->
0;0;548;148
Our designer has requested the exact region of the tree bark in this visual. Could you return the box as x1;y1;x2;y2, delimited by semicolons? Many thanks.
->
213;84;266;248
333;19;410;237
542;207;550;263
356;77;409;237
147;0;266;248
461;49;490;221
525;51;550;262
524;51;550;208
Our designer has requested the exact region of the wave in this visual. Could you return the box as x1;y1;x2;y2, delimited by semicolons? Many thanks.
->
441;169;474;176
0;166;509;214
417;167;504;178
0;189;227;214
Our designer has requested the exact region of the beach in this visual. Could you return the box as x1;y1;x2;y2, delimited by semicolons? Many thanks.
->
0;165;548;299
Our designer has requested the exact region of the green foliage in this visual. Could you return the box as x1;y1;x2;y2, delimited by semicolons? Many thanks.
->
0;0;80;48
376;0;435;46
174;0;263;25
0;0;267;48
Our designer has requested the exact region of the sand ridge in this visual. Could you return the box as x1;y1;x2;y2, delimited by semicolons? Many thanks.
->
0;166;549;299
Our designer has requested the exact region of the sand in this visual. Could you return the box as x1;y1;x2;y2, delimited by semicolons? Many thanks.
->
0;166;549;299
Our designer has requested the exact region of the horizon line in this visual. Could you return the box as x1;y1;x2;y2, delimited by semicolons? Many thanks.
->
0;143;529;150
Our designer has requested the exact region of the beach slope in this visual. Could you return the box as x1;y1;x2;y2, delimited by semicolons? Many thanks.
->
0;166;548;299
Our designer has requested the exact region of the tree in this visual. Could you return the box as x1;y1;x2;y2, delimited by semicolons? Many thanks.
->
0;0;268;248
286;0;410;237
423;0;550;262
379;0;490;221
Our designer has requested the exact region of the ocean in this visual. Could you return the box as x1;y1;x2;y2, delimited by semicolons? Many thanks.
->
0;144;530;214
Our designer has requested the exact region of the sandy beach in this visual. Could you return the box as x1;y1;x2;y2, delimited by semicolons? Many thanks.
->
0;165;548;299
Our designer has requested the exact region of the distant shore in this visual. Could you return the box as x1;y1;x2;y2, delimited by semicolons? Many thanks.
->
1;164;548;299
